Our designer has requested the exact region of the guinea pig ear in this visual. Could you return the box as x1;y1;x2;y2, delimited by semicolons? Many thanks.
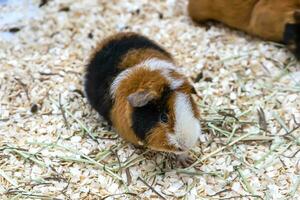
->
127;90;156;107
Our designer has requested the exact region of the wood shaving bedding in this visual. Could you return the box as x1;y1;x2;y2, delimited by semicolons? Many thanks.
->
0;0;299;199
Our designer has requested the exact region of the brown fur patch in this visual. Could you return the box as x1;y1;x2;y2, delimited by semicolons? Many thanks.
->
119;48;173;70
110;97;141;145
146;126;179;152
188;0;300;42
190;95;200;119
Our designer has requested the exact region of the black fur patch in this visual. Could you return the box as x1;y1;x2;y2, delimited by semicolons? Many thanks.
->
85;33;170;123
131;87;172;140
283;23;300;59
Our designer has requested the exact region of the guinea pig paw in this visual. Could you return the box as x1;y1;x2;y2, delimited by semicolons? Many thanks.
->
176;153;195;168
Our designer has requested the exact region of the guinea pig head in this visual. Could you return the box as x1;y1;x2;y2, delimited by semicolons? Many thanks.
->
113;60;202;153
137;86;201;154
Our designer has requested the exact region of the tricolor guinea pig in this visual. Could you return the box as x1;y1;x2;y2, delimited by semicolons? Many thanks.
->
84;32;201;158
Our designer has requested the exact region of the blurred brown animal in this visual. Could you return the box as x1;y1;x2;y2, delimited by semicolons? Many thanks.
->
188;0;300;59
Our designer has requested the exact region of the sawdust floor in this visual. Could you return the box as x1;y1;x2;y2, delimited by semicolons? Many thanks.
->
0;0;300;199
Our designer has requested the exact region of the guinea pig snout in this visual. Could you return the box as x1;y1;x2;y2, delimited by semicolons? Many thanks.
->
167;133;198;152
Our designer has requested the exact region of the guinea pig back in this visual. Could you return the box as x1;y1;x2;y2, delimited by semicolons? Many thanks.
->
188;0;300;59
85;32;201;153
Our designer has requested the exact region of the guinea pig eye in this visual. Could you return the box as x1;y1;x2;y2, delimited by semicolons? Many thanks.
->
160;112;168;123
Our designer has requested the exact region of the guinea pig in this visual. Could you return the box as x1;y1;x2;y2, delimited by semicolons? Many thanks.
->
188;0;300;59
84;32;201;162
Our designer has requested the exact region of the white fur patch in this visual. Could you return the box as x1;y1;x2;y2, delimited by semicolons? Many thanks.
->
141;59;184;90
168;92;201;151
110;58;184;98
